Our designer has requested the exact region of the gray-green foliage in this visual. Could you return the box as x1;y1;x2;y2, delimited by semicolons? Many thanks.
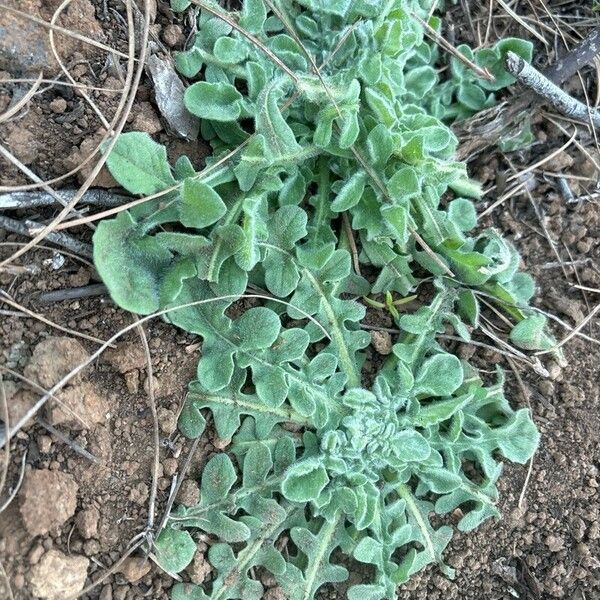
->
93;1;544;598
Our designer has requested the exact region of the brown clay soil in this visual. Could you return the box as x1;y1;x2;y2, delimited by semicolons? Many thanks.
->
0;1;599;599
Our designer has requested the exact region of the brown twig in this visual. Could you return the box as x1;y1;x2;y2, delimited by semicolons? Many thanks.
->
36;417;101;464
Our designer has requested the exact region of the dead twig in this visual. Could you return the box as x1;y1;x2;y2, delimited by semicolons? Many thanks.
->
412;12;495;81
505;51;600;129
0;189;129;211
0;291;108;346
0;215;92;258
36;417;100;464
0;449;27;515
455;27;600;160
134;321;160;534
37;284;108;304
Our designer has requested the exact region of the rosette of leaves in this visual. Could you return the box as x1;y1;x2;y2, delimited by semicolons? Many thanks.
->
92;1;548;598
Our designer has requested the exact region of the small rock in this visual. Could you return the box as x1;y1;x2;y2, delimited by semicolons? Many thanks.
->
213;437;231;450
161;24;184;47
129;482;149;505
546;361;562;381
75;507;100;539
19;469;78;536
46;381;108;429
83;539;101;556
36;435;53;454
157;407;177;435
545;534;565;552
99;584;113;600
163;458;178;477
49;97;67;113
132;101;162;134
575;543;590;558
177;479;199;507
124;370;139;394
263;586;286;600
29;549;89;599
370;330;392;355
186;550;212;585
28;543;45;565
143;375;162;398
118;556;151;583
103;342;147;374
24;336;90;389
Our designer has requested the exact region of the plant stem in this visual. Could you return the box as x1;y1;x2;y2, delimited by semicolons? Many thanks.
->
505;51;600;129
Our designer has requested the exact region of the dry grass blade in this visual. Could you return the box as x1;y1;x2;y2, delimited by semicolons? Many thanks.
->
36;417;100;464
0;291;110;346
496;0;549;47
413;12;495;81
0;144;88;218
535;302;600;356
49;0;111;130
0;449;27;515
0;366;91;431
0;71;43;124
0;293;330;449
134;320;160;533
0;0;142;268
0;376;9;499
0;3;130;59
70;537;144;599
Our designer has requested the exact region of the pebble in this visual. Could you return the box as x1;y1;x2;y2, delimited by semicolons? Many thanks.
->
545;534;565;552
19;469;78;536
157;407;177;435
118;556;151;583
75;506;100;539
163;458;178;477
29;550;89;599
49;97;67;113
177;479;200;507
370;330;393;355
161;24;184;47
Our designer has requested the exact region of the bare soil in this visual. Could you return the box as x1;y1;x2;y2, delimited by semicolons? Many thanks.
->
0;1;599;599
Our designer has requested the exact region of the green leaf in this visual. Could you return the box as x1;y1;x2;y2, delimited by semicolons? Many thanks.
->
282;458;330;502
509;313;554;350
93;212;172;314
448;198;477;232
495;409;539;463
414;353;464;397
184;81;243;122
105;132;176;195
331;171;367;212
154;527;197;573
240;0;267;33
180;179;227;229
388;166;420;199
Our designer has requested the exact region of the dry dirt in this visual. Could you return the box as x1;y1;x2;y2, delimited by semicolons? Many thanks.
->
0;1;599;600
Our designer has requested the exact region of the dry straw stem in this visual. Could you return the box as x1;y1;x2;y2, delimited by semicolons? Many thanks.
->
0;294;329;449
0;0;141;268
134;320;161;533
412;12;495;81
0;1;136;194
0;291;108;345
505;51;600;128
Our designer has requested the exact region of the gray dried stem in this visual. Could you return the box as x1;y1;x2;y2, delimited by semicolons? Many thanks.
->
505;51;600;129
